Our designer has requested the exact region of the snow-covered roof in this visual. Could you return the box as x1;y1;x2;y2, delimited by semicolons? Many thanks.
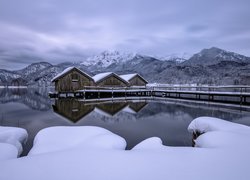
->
52;67;74;82
119;74;137;82
92;72;113;83
51;67;92;82
119;73;148;83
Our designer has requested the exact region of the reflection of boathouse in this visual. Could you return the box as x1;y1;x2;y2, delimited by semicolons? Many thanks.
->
128;101;148;113
52;99;95;122
52;99;148;122
95;102;128;117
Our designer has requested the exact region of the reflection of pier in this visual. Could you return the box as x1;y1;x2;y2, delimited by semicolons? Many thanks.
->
52;99;148;122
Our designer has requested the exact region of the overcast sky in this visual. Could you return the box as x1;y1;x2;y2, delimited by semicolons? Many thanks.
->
0;0;250;70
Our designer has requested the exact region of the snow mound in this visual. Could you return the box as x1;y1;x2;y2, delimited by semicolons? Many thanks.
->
188;116;249;133
0;143;18;160
28;126;126;156
1;120;250;180
188;117;250;148
0;126;28;157
132;137;164;150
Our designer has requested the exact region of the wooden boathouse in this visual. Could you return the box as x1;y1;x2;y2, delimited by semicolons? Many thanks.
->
51;67;94;92
51;67;147;93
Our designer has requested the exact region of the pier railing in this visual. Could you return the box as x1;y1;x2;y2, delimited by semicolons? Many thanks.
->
149;85;250;93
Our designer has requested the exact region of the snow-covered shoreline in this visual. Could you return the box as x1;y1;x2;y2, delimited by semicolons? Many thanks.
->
0;126;28;160
1;117;250;180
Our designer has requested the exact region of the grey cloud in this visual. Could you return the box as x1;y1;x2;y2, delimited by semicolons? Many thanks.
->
0;0;250;69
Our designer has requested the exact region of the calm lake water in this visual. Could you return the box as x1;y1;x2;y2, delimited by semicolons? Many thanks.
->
0;88;250;155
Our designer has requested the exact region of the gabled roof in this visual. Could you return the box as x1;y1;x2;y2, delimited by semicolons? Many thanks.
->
119;73;137;81
51;67;93;82
92;72;113;83
119;73;148;83
92;72;128;84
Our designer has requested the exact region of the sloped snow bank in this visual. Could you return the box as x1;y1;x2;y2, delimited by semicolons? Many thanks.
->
0;126;28;160
28;126;126;156
188;117;250;148
0;143;18;160
1;118;250;180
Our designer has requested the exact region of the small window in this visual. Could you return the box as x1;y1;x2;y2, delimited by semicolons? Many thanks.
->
71;73;79;82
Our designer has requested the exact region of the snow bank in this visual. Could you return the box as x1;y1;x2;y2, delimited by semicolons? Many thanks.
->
28;126;126;156
0;126;28;159
188;117;250;148
132;137;164;150
188;116;249;133
1;118;250;180
0;143;18;160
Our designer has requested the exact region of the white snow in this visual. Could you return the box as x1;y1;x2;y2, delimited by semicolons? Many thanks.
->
81;50;136;67
132;137;164;150
51;67;93;82
119;73;137;82
92;72;113;83
0;143;18;160
188;117;250;149
1;117;250;180
51;67;75;82
28;126;126;156
0;126;28;159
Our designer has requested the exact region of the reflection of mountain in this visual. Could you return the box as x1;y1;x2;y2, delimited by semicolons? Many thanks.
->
0;88;52;111
52;99;148;122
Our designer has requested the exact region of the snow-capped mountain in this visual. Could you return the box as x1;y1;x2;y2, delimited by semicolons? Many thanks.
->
0;70;21;85
0;47;250;86
184;47;250;66
156;53;190;63
15;62;52;77
81;50;137;67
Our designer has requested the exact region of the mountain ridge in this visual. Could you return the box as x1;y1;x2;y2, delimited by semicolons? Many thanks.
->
0;47;250;86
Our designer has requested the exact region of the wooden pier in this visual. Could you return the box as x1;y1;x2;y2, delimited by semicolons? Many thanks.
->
49;86;250;105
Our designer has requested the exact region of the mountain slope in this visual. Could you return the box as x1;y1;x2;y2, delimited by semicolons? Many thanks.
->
0;47;250;86
184;47;250;66
81;51;137;68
